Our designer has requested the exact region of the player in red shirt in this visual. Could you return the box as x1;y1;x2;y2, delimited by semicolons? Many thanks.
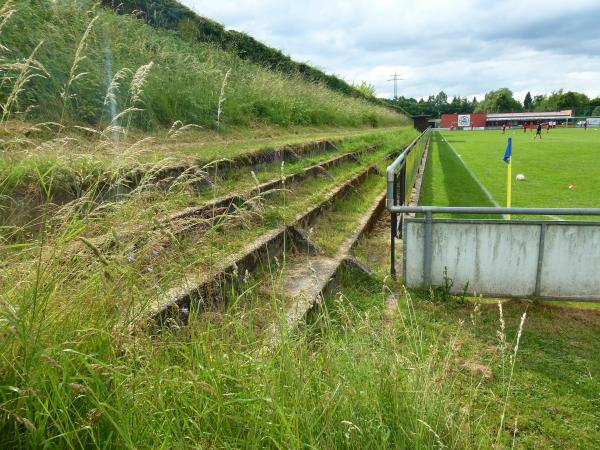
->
584;120;589;131
523;122;528;133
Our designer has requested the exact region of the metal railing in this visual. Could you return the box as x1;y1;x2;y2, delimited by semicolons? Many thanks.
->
386;128;600;278
386;128;431;276
389;206;600;216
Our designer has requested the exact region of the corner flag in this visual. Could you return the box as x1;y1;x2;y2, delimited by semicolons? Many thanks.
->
503;137;512;219
503;137;512;164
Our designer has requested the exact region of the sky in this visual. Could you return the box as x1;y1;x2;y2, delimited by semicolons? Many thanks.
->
179;0;600;101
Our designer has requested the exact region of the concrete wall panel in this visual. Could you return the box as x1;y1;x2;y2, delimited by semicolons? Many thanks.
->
428;223;539;296
404;221;424;286
403;219;600;299
540;225;600;298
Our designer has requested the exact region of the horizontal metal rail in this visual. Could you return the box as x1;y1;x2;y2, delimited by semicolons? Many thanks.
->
386;129;430;208
389;206;600;216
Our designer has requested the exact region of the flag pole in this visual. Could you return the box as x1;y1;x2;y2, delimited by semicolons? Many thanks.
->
503;137;512;220
506;157;512;220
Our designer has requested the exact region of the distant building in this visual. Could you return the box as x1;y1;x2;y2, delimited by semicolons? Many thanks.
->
440;110;573;129
412;116;432;132
440;113;487;129
485;110;572;127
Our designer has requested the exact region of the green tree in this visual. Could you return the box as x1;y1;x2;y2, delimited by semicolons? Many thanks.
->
474;88;522;113
524;91;533;111
534;90;590;114
434;91;448;107
533;95;546;109
449;96;461;113
351;81;376;98
592;106;600;117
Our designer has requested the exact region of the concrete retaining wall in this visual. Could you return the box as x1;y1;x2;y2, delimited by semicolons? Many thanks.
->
404;218;600;300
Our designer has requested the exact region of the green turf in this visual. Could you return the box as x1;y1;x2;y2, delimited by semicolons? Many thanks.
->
421;128;600;220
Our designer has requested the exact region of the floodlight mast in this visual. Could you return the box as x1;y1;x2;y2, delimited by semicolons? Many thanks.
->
388;72;404;99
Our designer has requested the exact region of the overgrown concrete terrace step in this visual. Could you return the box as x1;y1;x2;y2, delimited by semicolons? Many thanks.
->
13;140;343;226
131;139;340;187
71;146;376;258
164;147;367;223
131;164;378;333
71;140;340;206
266;190;386;343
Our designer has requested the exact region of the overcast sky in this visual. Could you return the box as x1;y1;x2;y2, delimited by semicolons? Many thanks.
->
179;0;600;101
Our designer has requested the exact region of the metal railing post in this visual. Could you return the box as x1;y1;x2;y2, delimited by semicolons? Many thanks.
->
390;175;398;277
385;127;432;277
398;164;406;238
423;211;433;287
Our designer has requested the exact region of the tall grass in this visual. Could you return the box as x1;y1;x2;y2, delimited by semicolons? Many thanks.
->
0;234;529;448
0;2;527;448
1;128;526;448
1;0;406;130
0;0;409;239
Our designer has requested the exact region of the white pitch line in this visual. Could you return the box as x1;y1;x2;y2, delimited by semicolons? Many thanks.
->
441;135;564;221
441;136;502;208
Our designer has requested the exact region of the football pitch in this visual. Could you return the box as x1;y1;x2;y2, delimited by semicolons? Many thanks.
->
419;127;600;219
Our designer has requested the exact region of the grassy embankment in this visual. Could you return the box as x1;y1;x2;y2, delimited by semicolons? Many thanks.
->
0;0;404;130
0;0;409;238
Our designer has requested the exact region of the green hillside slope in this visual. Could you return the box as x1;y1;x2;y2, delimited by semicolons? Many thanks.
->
102;0;376;102
0;0;406;130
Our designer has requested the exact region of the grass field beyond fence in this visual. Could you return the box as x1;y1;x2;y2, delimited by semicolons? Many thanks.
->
420;128;600;219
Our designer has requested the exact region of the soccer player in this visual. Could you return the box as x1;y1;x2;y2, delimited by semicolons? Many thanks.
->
502;124;506;134
523;122;528;133
584;120;589;131
547;122;550;133
534;123;542;139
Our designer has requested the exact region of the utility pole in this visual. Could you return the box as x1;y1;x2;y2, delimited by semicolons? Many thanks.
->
388;72;403;99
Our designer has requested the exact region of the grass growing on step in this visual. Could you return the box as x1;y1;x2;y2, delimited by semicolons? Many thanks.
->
1;127;416;241
352;212;394;277
309;173;385;255
1;149;384;328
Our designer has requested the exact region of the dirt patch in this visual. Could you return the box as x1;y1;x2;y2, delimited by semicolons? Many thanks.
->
535;303;600;325
383;294;398;320
455;357;492;380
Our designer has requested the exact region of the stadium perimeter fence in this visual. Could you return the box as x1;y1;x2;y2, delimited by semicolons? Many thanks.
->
386;129;600;301
386;128;432;276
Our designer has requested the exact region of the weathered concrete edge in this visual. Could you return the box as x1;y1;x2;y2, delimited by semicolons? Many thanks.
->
133;164;378;332
270;190;387;341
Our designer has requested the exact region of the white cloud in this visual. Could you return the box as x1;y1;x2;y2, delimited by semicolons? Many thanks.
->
180;0;600;100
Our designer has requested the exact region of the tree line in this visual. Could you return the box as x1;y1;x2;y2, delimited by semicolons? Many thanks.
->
389;88;600;118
